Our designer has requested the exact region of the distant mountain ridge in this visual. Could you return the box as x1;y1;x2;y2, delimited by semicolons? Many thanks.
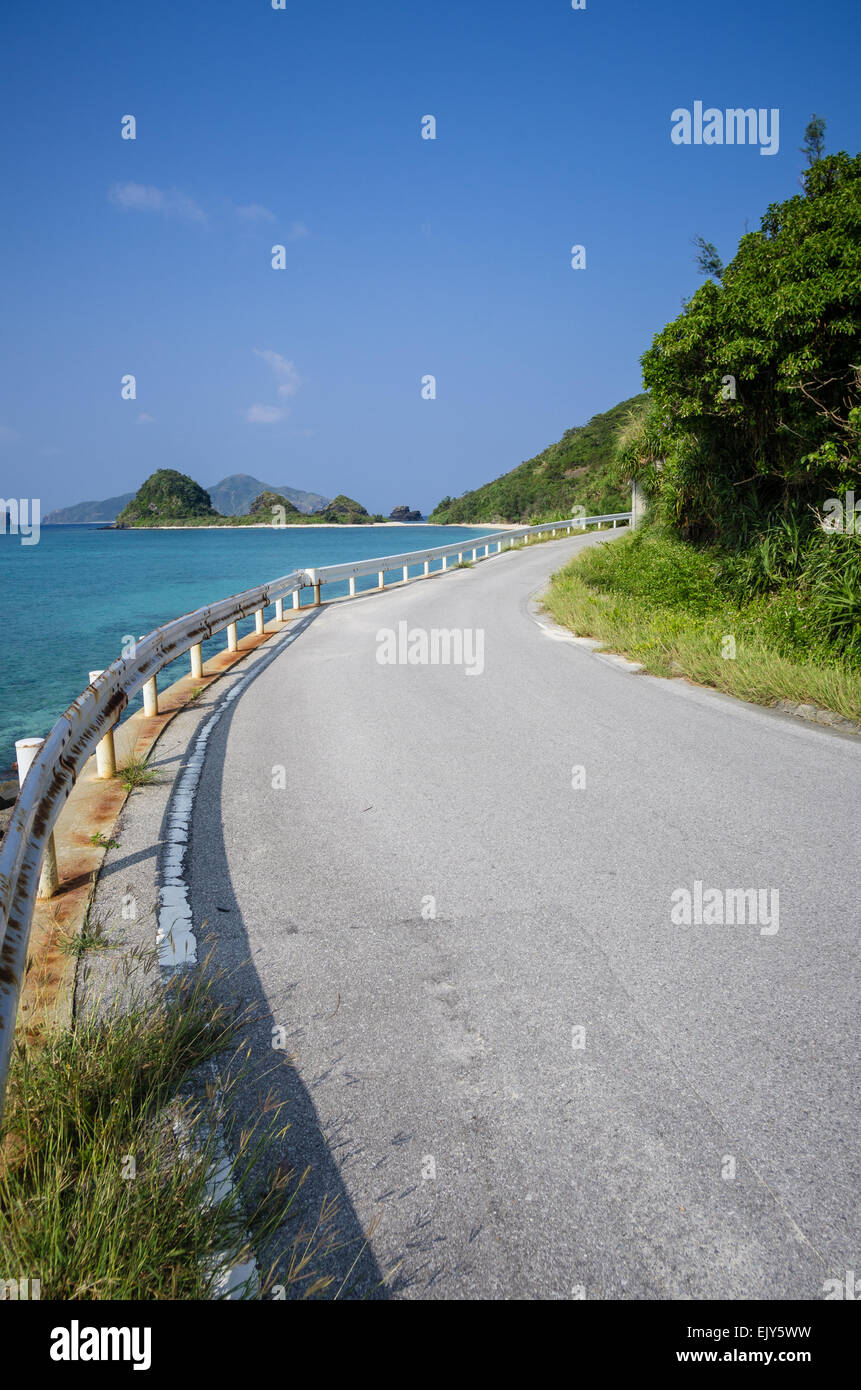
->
44;473;330;524
206;474;330;517
43;492;136;524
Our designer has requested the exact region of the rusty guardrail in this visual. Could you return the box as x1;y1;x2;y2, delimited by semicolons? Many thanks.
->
0;567;308;1119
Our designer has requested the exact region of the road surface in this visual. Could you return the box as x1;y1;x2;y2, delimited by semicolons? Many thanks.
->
186;531;860;1299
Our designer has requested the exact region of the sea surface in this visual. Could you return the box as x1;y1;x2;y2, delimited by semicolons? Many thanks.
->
0;523;496;777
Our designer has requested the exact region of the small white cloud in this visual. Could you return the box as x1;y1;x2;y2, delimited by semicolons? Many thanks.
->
244;403;288;424
137;413;155;424
108;182;206;224
236;202;276;223
253;348;301;399
288;220;309;241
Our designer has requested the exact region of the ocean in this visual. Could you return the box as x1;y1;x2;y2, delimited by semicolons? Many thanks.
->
0;522;496;777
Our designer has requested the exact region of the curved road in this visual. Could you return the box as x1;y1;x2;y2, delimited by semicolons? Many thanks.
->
188;531;860;1299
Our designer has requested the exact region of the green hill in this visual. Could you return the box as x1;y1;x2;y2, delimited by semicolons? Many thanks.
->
115;470;219;526
429;395;647;524
247;490;300;517
314;494;374;524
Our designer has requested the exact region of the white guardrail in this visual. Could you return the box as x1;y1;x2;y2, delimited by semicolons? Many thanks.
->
0;507;630;1115
304;512;632;596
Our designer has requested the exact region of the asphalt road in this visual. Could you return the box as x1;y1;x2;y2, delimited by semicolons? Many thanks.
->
188;531;860;1299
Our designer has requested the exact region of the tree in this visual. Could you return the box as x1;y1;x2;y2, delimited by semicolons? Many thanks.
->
625;153;861;544
691;235;724;280
800;114;826;169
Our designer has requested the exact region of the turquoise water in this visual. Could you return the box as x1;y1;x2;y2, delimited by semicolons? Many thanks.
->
0;523;495;776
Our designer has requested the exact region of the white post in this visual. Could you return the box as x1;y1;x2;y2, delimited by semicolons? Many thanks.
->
402;565;409;583
442;554;448;570
226;621;238;652
378;571;385;589
631;481;646;530
349;576;356;597
143;675;158;718
190;645;203;679
424;559;430;576
255;609;265;636
88;671;117;779
293;591;300;610
275;597;284;622
472;548;477;561
15;738;59;899
458;552;463;564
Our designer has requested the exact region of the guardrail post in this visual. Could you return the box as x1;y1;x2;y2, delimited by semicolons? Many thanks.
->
275;598;284;621
378;571;385;589
15;739;59;899
472;548;477;561
442;554;448;570
424;559;430;576
402;565;409;583
255;609;265;636
349;577;356;597
143;674;158;717
226;621;238;652
313;582;321;607
293;591;300;610
190;644;203;679
88;671;117;778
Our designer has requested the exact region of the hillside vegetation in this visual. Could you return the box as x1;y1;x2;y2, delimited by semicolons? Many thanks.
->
429;395;646;524
115;470;217;526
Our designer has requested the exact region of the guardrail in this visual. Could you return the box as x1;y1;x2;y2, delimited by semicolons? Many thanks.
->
0;568;307;1114
302;512;632;600
0;506;630;1118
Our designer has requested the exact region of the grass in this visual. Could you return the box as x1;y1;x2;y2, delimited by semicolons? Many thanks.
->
452;560;474;569
57;905;122;959
0;964;345;1299
117;756;158;792
543;525;861;723
88;831;120;850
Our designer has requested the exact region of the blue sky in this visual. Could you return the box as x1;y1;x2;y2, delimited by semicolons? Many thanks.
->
1;0;859;515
